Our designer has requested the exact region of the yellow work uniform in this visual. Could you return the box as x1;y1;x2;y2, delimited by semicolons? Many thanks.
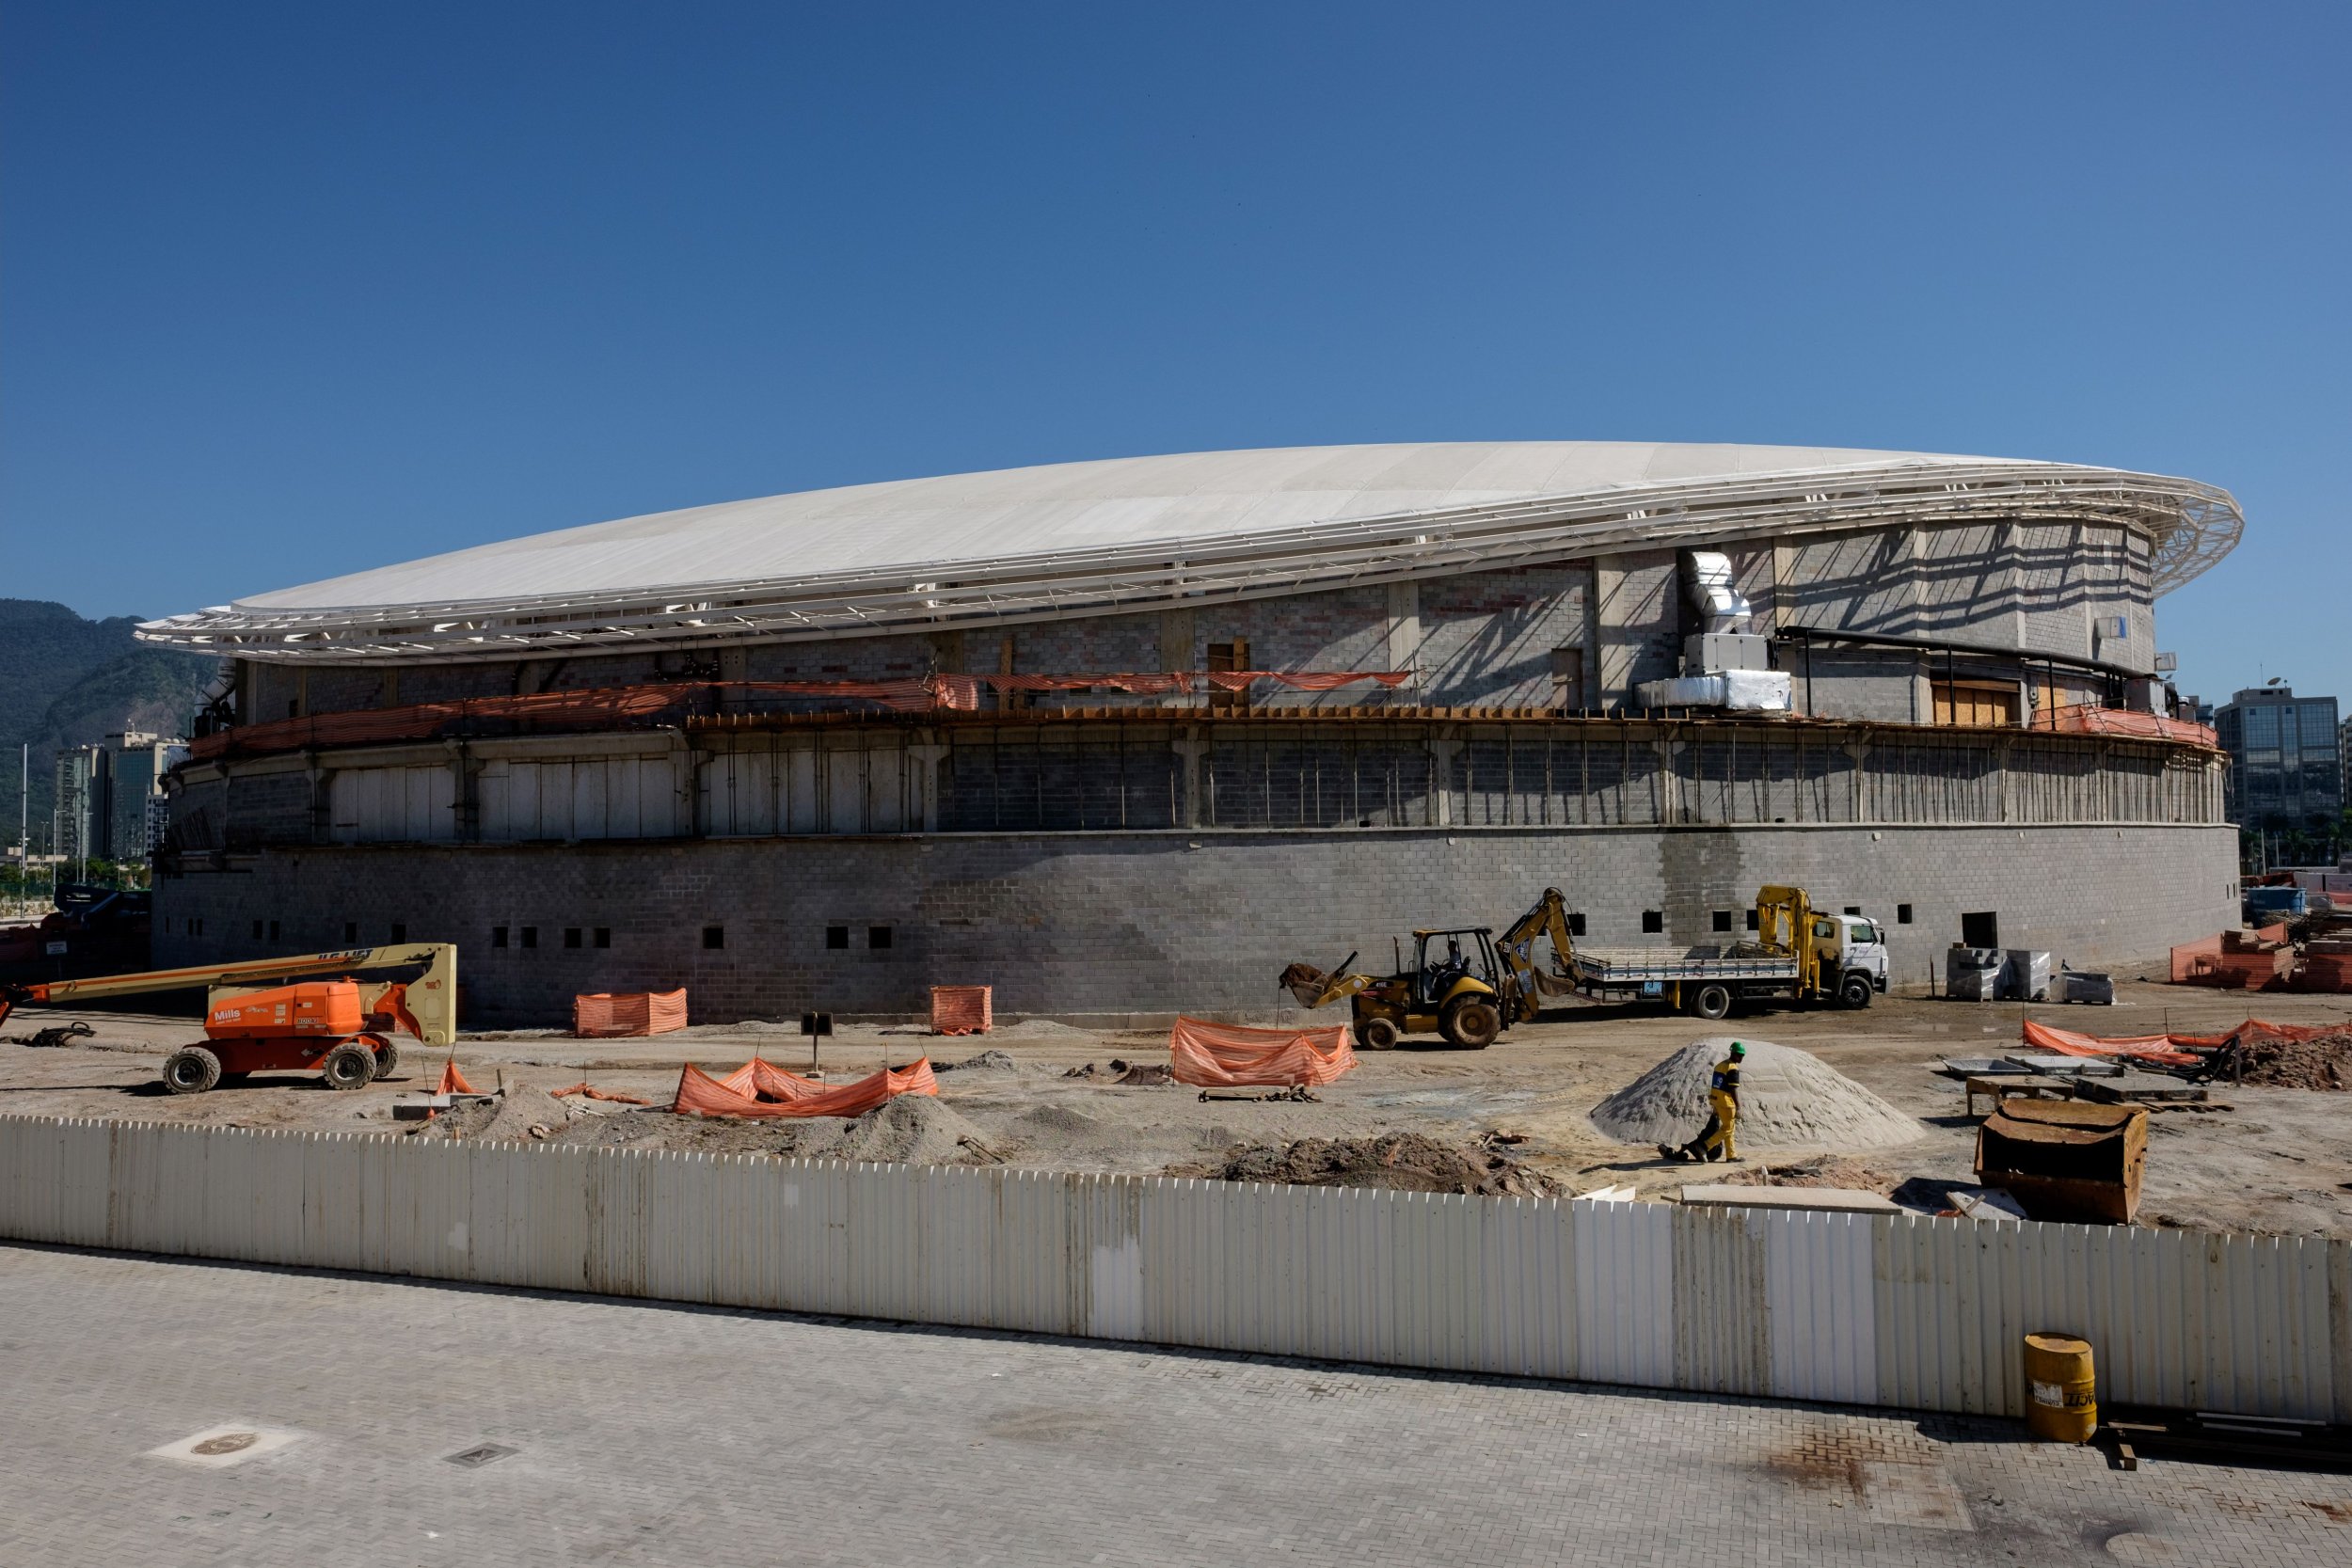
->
1681;1055;1740;1162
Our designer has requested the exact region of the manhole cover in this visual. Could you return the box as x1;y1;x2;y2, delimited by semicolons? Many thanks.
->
445;1443;518;1468
149;1424;301;1467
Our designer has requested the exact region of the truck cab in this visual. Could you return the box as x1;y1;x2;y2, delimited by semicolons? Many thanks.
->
1814;912;1890;1005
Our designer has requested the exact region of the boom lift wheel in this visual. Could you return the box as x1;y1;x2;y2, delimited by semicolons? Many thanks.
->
1838;973;1874;1010
367;1037;400;1080
1440;998;1502;1049
162;1045;223;1096
1688;983;1734;1022
319;1042;377;1091
1357;1017;1401;1052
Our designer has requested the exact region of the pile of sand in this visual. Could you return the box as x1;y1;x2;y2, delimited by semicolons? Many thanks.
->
409;1085;582;1142
936;1049;1019;1073
1175;1132;1565;1198
1590;1037;1921;1152
807;1096;998;1164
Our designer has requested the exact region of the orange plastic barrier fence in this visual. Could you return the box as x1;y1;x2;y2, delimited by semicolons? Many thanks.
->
2169;925;2289;985
672;1056;939;1118
930;986;993;1036
573;989;689;1038
1168;1017;1358;1088
2021;1017;2342;1068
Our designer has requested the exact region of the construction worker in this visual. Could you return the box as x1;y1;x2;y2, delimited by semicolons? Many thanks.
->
1661;1040;1743;1163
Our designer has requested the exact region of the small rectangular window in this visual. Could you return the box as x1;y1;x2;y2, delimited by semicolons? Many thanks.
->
1745;910;1759;931
1642;910;1663;934
825;925;850;950
1710;911;1732;933
703;926;724;950
1844;906;1862;917
267;920;280;943
492;926;509;949
390;923;406;943
1897;904;1914;925
564;927;582;949
521;926;538;950
344;921;359;945
868;925;893;950
594;927;611;949
251;919;264;940
1568;911;1587;937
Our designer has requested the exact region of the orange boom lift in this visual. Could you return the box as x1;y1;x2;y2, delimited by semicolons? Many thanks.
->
1;942;457;1094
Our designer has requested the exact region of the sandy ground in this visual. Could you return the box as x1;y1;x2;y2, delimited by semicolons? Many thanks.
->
7;982;2349;1238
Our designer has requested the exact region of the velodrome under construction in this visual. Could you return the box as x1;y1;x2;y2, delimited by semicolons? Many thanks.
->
135;441;2245;1023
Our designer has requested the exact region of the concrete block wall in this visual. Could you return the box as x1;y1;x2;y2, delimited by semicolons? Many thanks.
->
154;820;2239;1024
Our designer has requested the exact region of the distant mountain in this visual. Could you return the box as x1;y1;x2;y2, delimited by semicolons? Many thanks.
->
0;600;218;849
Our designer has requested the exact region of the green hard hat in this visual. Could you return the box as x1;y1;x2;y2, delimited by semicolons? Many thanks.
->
1729;1041;1746;1058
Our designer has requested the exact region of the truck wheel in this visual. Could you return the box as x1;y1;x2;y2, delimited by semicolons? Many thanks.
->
1440;999;1502;1049
319;1042;377;1091
162;1046;222;1095
1838;973;1873;1010
1688;983;1734;1022
366;1037;400;1080
1357;1017;1401;1051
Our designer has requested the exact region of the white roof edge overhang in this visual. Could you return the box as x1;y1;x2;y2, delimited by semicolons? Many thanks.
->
136;461;2241;666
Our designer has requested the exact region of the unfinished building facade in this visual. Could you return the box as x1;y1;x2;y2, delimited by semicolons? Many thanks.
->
139;442;2243;1022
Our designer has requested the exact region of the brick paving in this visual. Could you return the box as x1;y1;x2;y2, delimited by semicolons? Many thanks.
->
2;1242;2344;1566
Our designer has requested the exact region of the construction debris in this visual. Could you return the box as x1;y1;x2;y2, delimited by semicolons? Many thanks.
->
1175;1132;1564;1197
6;1021;94;1048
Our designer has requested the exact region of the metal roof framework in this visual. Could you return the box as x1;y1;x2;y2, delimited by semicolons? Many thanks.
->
138;460;2241;666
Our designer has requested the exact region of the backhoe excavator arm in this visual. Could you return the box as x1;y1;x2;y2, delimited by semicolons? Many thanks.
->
1495;887;1583;1017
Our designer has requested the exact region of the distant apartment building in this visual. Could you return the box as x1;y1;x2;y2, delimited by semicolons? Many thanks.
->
107;731;189;857
51;745;110;865
2216;686;2343;826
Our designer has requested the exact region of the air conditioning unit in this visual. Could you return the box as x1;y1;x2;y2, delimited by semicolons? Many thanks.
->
2096;615;2128;641
2153;651;2178;673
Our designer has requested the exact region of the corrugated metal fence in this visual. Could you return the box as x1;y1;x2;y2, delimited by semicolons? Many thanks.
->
3;1115;2344;1421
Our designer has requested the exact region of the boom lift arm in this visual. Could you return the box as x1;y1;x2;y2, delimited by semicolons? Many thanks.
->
0;943;459;1047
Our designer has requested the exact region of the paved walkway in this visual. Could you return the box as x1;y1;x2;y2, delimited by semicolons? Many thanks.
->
3;1243;2344;1566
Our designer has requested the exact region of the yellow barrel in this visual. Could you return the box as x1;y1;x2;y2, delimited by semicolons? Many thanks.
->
2023;1333;2097;1442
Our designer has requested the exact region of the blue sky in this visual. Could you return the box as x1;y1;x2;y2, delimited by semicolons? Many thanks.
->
5;3;2346;707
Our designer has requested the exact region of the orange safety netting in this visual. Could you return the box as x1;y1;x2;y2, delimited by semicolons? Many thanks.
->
192;672;1418;760
2041;704;2217;748
1168;1017;1358;1088
2020;1017;2343;1068
573;989;689;1037
435;1059;478;1095
672;1056;939;1118
930;985;993;1036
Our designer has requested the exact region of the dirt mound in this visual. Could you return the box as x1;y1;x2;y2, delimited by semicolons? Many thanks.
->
1590;1037;1921;1152
937;1049;1018;1073
2227;1031;2352;1090
1060;1057;1174;1086
1116;1062;1174;1086
1175;1132;1564;1198
1720;1153;1891;1192
808;1096;999;1165
410;1085;580;1143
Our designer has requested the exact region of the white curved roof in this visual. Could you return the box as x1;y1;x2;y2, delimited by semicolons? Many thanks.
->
139;441;2242;663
